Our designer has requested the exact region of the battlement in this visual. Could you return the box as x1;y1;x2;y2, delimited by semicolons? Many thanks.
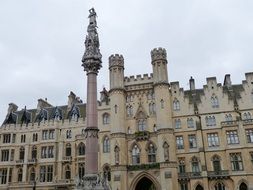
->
151;47;167;62
124;73;153;85
109;54;124;68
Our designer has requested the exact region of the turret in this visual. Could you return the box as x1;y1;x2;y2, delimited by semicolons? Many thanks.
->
109;54;125;90
151;48;168;83
7;103;18;115
190;76;195;91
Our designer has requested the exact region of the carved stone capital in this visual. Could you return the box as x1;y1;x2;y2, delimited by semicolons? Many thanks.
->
84;127;99;138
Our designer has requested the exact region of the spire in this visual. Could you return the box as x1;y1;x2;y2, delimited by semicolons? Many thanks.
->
82;8;102;73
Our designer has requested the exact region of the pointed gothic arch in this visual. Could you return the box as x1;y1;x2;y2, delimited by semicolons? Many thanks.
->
130;172;161;190
195;184;204;190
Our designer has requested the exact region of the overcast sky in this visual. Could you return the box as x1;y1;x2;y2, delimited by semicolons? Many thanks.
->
0;0;253;123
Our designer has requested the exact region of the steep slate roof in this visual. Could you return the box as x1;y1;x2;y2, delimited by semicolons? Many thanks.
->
2;103;86;126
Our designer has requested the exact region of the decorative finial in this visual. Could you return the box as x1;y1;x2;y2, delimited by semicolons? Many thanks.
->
82;8;102;73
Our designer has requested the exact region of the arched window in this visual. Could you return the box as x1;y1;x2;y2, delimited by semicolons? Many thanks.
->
225;114;233;122
149;103;156;115
138;119;146;131
66;143;71;157
103;165;111;182
195;184;204;190
66;130;72;139
206;116;216;126
126;106;133;117
178;157;185;173
230;153;243;171
18;168;23;182
132;145;140;165
212;155;221;171
78;163;85;179
173;99;180;111
147;143;156;163
103;136;110;153
175;119;181;129
191;156;200;173
103;113;110;124
211;95;219;108
114;146;120;165
243;112;252;120
78;143;85;156
187;118;195;128
239;182;248;190
160;99;164;109
65;165;71;179
19;147;25;160
214;182;226;190
32;146;37;159
114;105;118;114
30;167;35;182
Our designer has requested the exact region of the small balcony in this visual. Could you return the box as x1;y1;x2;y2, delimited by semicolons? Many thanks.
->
178;172;202;181
178;172;190;181
243;119;253;126
56;179;72;184
207;170;229;179
127;163;160;171
28;158;37;164
62;156;72;162
221;120;238;127
16;159;24;165
189;172;202;178
135;131;150;141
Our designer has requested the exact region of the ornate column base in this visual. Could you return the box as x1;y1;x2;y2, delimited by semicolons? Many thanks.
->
75;174;111;190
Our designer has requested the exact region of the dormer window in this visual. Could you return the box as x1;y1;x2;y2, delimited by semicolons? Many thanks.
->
53;107;62;121
68;105;80;122
211;95;219;108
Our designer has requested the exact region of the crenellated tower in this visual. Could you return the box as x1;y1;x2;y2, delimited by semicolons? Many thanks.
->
151;48;168;84
151;48;177;189
109;54;125;90
150;48;172;129
109;54;126;134
108;54;127;190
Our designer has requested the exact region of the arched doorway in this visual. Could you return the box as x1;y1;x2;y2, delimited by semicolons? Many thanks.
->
135;177;156;190
196;184;204;190
239;182;248;190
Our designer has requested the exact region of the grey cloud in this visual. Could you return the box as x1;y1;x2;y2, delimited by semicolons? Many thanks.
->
0;0;253;122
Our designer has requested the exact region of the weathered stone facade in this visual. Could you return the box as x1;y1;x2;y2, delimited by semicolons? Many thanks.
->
1;49;253;189
1;9;253;190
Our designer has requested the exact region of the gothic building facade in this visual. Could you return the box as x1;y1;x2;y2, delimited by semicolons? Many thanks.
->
1;47;253;190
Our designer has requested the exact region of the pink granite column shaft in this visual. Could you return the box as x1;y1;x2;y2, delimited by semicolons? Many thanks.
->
85;72;98;174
